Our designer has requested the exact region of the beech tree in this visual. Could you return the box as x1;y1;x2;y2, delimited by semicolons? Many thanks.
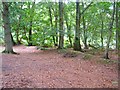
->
2;2;15;54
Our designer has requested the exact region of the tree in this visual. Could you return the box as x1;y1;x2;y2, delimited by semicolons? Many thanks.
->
74;0;82;51
2;2;15;53
116;2;120;57
104;2;115;59
116;2;119;50
48;3;56;46
100;12;104;49
28;2;35;46
82;3;88;49
58;1;64;49
54;2;58;46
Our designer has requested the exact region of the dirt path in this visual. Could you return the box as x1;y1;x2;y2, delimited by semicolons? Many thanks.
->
1;45;118;88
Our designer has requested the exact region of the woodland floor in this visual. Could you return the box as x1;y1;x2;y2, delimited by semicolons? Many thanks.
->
0;45;118;88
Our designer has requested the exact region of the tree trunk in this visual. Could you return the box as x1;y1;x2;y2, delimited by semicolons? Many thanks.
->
55;3;58;46
104;2;115;59
74;1;82;51
28;20;32;46
100;13;104;49
117;3;120;71
58;1;64;49
2;2;15;53
28;2;35;46
23;26;29;44
82;3;88;49
83;15;88;49
116;2;119;50
49;6;56;46
64;14;72;47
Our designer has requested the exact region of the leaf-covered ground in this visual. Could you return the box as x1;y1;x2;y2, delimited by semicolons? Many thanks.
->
1;45;118;88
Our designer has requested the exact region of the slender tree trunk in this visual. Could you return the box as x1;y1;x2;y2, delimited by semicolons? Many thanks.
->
51;2;58;46
74;1;82;51
100;13;104;49
16;15;22;45
54;2;58;46
28;2;35;46
58;1;64;49
55;13;58;46
28;20;32;46
2;2;15;53
64;15;72;47
82;3;88;49
82;14;88;49
117;2;120;71
23;26;29;44
104;2;115;59
49;6;56;46
116;2;118;50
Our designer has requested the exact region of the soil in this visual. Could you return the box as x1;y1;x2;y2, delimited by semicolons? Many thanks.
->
1;45;118;88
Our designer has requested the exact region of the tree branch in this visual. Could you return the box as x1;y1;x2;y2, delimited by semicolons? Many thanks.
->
80;2;93;16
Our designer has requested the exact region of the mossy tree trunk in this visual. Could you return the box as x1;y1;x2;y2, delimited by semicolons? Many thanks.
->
74;0;82;51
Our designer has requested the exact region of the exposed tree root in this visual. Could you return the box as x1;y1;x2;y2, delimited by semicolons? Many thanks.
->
2;50;19;55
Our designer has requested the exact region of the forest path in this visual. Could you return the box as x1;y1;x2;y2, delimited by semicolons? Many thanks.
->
1;45;118;88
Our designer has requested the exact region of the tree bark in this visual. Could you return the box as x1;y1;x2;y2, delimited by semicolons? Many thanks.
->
58;1;64;49
2;2;15;53
104;2;115;59
74;1;82;51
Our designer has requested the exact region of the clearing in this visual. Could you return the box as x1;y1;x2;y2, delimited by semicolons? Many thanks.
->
1;45;118;88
